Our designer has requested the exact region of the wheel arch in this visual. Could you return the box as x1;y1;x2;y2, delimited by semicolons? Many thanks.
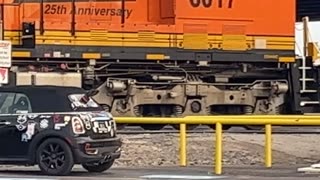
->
27;131;75;164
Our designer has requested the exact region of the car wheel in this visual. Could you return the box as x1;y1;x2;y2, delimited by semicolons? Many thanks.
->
82;159;115;173
36;138;74;176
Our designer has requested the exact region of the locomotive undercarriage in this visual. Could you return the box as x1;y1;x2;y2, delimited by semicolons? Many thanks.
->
86;61;290;130
96;78;288;130
11;59;290;130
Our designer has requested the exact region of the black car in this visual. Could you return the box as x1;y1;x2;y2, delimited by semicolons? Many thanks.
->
0;85;122;176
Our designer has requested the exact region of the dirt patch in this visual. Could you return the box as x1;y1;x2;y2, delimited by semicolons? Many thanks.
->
114;133;320;167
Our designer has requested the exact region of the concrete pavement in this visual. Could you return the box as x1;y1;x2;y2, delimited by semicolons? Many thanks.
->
0;164;318;179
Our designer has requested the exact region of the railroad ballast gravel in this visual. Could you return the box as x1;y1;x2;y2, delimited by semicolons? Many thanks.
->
114;133;319;167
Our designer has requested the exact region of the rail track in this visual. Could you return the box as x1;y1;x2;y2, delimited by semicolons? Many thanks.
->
117;125;320;134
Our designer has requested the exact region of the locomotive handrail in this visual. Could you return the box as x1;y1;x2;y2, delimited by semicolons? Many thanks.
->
115;115;320;175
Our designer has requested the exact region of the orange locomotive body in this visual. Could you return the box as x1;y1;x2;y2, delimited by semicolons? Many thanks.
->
2;0;299;130
4;0;294;58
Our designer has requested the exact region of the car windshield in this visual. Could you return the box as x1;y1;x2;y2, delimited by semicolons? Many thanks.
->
68;93;103;111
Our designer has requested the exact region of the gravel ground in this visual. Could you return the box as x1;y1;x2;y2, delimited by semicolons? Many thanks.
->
113;133;320;167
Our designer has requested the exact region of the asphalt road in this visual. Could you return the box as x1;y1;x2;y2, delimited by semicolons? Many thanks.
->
0;165;319;180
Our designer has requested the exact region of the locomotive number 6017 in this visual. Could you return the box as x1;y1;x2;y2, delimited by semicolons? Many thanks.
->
189;0;234;8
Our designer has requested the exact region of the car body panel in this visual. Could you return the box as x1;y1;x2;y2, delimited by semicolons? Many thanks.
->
0;85;121;166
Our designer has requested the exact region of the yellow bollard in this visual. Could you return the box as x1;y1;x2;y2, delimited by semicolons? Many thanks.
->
179;123;187;166
265;124;272;168
215;122;222;175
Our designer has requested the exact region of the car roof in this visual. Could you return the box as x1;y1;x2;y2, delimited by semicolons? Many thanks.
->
0;85;86;94
0;85;92;112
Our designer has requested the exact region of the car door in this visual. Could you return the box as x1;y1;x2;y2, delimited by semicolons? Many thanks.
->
0;91;18;158
0;92;33;159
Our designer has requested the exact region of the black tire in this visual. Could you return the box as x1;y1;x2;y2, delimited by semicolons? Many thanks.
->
36;138;74;176
82;159;115;173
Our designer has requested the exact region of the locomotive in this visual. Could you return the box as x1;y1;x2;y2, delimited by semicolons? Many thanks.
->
1;0;317;130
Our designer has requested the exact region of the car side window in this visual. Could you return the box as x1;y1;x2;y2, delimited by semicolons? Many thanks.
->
0;92;33;114
0;92;15;114
9;93;32;114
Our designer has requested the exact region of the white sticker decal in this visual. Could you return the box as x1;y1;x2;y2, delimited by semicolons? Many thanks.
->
40;115;51;118
80;113;92;120
21;133;28;142
27;114;38;119
71;116;85;134
79;113;92;130
16;124;26;131
54;123;66;130
16;114;28;131
21;123;36;142
92;121;113;134
110;125;115;137
17;115;27;124
26;123;35;136
40;119;49;129
64;116;71;125
84;121;91;130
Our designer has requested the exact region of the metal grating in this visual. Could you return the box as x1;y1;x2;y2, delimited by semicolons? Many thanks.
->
297;0;320;22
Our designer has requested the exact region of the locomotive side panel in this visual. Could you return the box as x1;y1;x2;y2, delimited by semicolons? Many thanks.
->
4;0;174;31
172;0;295;54
3;0;295;55
3;0;178;49
175;0;295;36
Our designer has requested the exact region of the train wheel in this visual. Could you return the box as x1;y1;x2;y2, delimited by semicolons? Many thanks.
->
141;124;165;131
172;124;198;131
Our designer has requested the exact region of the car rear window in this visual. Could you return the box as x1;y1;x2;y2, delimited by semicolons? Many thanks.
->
68;93;103;111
